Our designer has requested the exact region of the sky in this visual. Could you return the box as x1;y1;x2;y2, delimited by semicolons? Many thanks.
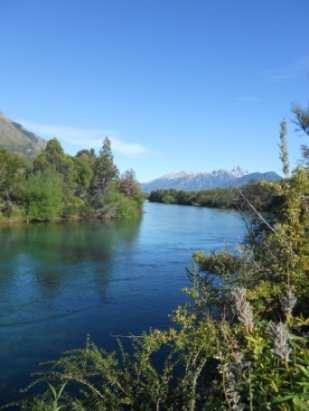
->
1;0;308;182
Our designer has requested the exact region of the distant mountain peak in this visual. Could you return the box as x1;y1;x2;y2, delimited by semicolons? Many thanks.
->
141;168;280;192
162;171;191;180
161;167;248;181
230;166;248;178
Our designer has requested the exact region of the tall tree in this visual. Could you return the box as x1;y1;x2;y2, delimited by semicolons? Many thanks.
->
119;169;140;198
74;151;95;197
34;138;77;193
33;138;64;172
92;137;118;196
279;119;289;177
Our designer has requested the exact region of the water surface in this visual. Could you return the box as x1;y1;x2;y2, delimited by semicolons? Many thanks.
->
0;202;246;402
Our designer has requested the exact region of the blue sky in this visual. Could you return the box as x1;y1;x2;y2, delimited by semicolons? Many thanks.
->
1;0;308;181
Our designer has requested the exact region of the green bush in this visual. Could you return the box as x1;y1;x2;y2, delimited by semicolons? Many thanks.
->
24;171;64;222
104;191;142;220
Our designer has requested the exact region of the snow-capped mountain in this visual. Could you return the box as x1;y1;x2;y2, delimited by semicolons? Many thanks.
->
141;168;280;192
230;166;248;178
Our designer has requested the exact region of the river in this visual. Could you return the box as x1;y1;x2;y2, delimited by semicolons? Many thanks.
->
0;202;246;403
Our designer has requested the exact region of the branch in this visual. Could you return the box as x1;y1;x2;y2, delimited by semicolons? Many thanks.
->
238;190;275;233
110;333;144;339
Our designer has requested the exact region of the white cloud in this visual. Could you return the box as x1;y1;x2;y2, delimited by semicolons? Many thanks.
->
18;121;149;157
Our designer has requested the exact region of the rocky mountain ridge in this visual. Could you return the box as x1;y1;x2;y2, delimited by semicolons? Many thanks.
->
142;168;281;192
0;113;46;158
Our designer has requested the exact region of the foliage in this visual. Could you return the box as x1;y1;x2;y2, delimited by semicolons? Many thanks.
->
119;169;144;204
279;120;289;177
0;138;143;223
293;105;309;164
24;171;64;222
17;110;309;410
20;162;308;410
96;190;143;221
149;180;283;212
92;137;119;197
0;148;28;218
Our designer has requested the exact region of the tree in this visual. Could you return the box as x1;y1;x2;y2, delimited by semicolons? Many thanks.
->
33;138;64;172
92;137;119;196
279;120;289;177
34;138;77;199
294;105;309;135
76;148;96;162
119;169;140;198
74;154;94;198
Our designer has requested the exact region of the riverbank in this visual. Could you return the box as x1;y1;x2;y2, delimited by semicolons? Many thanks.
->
0;199;143;226
148;180;283;212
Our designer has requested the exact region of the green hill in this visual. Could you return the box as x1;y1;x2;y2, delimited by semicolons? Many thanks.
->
0;113;46;158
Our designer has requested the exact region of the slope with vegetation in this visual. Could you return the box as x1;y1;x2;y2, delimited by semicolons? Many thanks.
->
0;137;143;224
11;105;309;410
0;114;46;159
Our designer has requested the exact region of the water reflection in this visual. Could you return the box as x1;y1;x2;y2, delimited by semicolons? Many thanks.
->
0;219;142;297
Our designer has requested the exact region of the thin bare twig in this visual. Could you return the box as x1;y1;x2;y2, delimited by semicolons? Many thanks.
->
110;333;144;339
238;190;276;233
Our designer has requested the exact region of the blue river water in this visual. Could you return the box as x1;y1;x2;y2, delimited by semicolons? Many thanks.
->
0;202;246;403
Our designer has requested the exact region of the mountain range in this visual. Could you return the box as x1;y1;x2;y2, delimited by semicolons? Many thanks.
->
0;113;46;158
0;114;282;191
141;167;281;192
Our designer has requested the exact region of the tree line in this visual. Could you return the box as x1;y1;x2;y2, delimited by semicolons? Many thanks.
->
0;137;143;223
148;181;283;212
